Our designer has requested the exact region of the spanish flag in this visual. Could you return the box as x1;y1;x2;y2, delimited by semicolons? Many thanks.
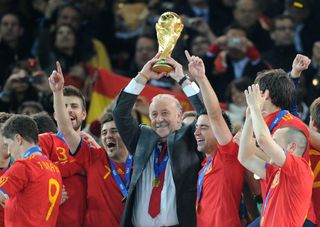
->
87;69;193;125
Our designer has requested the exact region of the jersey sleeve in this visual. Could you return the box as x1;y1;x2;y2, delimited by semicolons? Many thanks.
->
218;139;238;156
53;160;83;178
265;163;278;182
70;139;102;169
0;161;29;198
281;152;311;176
38;133;53;157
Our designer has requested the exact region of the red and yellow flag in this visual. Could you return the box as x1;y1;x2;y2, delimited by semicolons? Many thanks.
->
87;69;193;124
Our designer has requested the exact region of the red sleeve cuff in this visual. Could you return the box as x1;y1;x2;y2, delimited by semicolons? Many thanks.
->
247;46;261;61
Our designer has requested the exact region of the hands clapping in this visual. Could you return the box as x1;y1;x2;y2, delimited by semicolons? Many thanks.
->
244;84;265;111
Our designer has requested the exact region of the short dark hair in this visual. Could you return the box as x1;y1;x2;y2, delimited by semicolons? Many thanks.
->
31;111;58;134
17;101;44;114
0;112;12;126
1;115;39;144
254;69;294;110
182;111;197;120
0;12;22;26
198;109;233;131
223;23;248;37
225;77;251;103
100;112;114;125
310;97;320;130
63;85;86;110
271;15;294;31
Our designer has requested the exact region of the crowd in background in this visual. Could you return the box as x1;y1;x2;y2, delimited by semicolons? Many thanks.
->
0;0;319;226
0;0;319;126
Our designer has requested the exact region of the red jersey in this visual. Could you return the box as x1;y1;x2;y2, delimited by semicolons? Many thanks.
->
73;140;129;227
0;155;62;227
260;153;313;227
39;132;87;227
196;140;245;227
309;147;320;225
260;110;310;199
0;163;10;227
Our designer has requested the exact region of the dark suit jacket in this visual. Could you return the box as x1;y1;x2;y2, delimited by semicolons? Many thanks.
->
113;90;205;227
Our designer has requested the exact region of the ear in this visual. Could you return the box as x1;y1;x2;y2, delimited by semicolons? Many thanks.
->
81;110;87;122
287;141;297;153
262;89;270;100
15;134;23;146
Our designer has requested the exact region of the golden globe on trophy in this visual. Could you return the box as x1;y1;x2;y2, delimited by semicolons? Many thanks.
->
152;12;184;73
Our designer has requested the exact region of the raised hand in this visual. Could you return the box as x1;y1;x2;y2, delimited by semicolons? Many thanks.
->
291;54;311;78
139;52;166;81
48;61;64;92
165;57;185;82
245;84;264;110
185;50;205;81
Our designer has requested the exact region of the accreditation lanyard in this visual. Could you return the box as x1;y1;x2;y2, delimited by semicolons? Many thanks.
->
153;143;169;180
109;154;133;198
56;131;66;143
23;146;42;159
197;157;212;203
268;110;288;132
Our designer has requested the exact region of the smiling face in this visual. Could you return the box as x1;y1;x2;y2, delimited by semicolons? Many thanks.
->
62;96;86;131
194;114;217;155
100;120;127;161
149;95;182;140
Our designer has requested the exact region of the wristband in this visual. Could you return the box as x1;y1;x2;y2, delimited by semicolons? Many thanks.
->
178;75;188;86
138;71;149;81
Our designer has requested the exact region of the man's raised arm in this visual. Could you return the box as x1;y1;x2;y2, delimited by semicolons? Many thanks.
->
48;62;81;154
238;109;266;179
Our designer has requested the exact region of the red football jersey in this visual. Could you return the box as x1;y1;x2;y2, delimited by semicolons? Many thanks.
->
0;165;9;227
309;147;320;225
260;153;313;227
39;133;87;227
0;155;62;227
196;140;245;227
73;140;128;227
260;110;310;199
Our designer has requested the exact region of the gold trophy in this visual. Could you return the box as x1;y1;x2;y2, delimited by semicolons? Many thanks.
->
152;12;184;73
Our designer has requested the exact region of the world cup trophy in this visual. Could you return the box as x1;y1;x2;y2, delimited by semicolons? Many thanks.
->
152;12;184;73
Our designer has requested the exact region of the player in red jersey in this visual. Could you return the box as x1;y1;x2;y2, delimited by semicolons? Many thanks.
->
0;112;12;227
0;115;62;227
239;84;313;227
189;51;245;227
38;85;88;227
49;62;131;227
249;55;315;227
309;97;320;226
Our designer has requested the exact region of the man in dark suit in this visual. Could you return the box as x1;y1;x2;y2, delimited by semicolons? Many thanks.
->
113;53;204;227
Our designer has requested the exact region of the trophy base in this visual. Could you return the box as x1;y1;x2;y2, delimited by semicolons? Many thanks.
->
152;59;174;73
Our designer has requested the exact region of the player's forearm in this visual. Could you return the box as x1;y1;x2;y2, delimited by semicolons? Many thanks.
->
238;117;255;166
196;76;221;119
53;92;73;135
250;106;285;166
53;91;81;153
196;76;232;144
250;106;272;148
